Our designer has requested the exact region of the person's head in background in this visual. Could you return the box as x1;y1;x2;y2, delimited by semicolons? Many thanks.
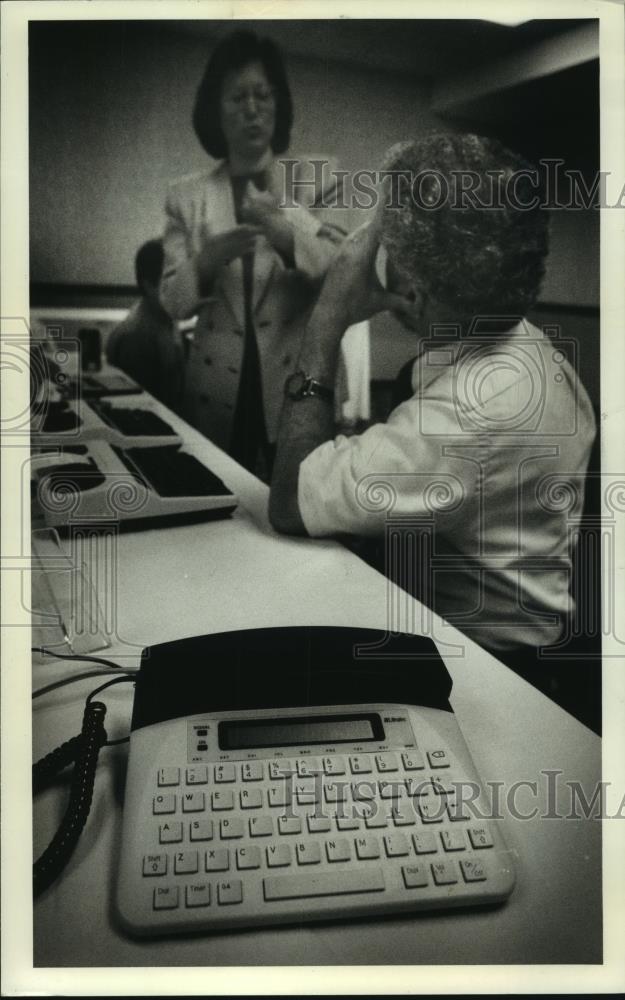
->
136;239;166;309
381;132;550;337
192;30;293;173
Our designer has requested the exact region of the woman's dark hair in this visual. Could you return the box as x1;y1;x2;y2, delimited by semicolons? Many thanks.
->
193;30;293;158
381;132;550;323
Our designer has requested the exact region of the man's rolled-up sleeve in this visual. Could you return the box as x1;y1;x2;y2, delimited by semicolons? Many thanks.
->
297;396;479;538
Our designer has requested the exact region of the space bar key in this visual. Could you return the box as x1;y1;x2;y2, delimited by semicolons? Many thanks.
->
263;870;385;901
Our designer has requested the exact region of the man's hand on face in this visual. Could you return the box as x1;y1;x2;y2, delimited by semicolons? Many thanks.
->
315;216;407;329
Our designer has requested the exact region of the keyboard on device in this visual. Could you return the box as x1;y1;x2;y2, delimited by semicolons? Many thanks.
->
33;439;238;528
117;446;232;499
116;704;515;936
90;401;177;439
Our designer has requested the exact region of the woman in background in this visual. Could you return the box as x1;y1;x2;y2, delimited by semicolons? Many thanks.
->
160;30;340;477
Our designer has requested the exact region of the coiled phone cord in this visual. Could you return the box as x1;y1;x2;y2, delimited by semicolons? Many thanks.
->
32;656;136;897
33;700;108;898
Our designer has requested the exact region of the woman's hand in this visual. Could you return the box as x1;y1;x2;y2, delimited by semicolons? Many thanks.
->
196;224;262;288
241;180;295;262
239;181;280;227
314;219;406;330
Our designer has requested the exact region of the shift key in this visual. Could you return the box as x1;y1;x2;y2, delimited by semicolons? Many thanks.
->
263;869;385;901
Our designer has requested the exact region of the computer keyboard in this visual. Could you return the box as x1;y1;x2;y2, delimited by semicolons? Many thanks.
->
117;446;233;499
91;401;177;439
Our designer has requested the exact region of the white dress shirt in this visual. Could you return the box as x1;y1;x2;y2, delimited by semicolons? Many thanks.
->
298;320;596;652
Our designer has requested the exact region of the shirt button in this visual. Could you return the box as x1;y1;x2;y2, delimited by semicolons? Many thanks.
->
199;393;210;403
204;357;213;366
258;320;271;329
234;329;244;337
206;321;215;332
283;354;292;366
227;366;238;374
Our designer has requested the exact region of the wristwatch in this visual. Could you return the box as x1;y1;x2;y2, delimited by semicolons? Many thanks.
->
285;370;334;402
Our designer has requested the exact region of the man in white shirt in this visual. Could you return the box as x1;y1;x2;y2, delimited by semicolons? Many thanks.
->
268;133;596;657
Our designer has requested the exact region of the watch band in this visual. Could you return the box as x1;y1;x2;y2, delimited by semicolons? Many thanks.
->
285;370;334;402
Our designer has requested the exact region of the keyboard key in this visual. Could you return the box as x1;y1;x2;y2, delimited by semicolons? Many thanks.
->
211;790;234;811
214;763;236;783
220;817;244;839
217;879;243;905
143;854;167;876
440;829;466;852
266;843;291;867
383;833;410;857
391;801;416;827
307;815;331;834
153;793;176;815
363;806;389;830
241;761;264;781
326;838;351;863
324;781;347;803
431;860;458;885
412;832;438;854
355;835;380;860
322;756;346;776
427;749;450;769
460;859;487;882
269;759;293;779
206;847;230;872
349;754;372;775
406;777;430;797
239;788;263;809
186;766;208;785
417;795;445;823
190;819;213;842
157;767;180;787
154;886;179;909
186;883;210;907
352;780;376;802
446;794;470;823
430;774;457;796
236;846;261;870
159;821;183;844
263;869;385;901
375;752;398;773
296;841;321;865
379;779;404;799
296;757;320;777
402;751;425;771
249;816;273;837
336;815;361;831
278;816;302;836
174;850;199;874
402;864;429;889
469;826;493;848
182;791;205;813
268;785;292;808
295;780;318;805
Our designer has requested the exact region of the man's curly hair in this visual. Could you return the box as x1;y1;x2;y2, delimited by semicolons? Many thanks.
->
381;132;549;323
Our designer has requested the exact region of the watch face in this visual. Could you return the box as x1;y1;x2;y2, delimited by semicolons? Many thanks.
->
286;370;306;400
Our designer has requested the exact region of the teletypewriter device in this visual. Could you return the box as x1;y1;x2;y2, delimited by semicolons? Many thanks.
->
116;627;516;936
